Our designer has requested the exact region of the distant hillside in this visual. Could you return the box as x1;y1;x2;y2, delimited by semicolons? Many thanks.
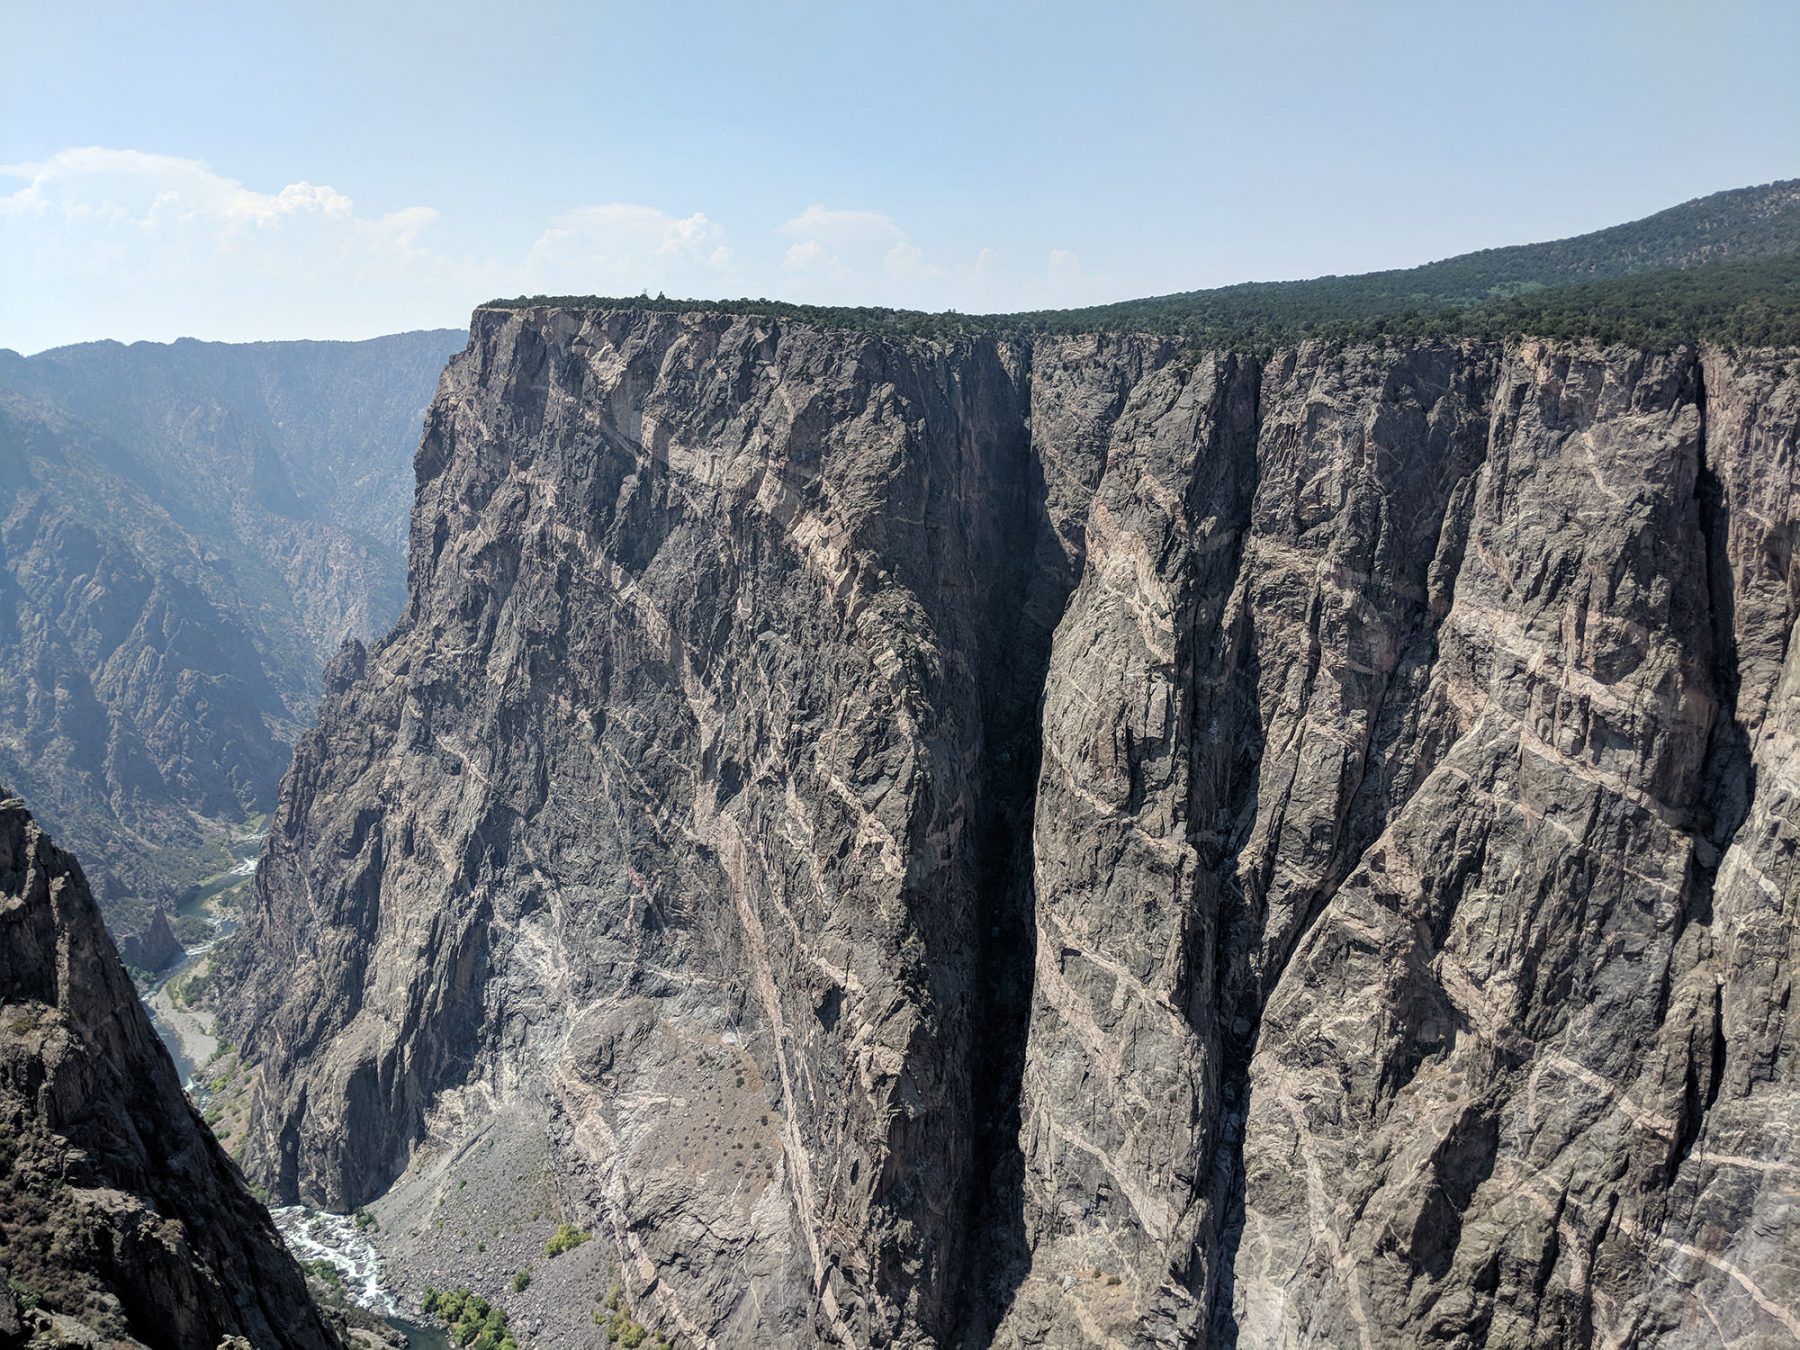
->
489;178;1800;348
0;330;463;960
4;332;466;678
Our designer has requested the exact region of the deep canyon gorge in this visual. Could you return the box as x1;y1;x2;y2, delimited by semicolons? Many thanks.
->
3;178;1798;1350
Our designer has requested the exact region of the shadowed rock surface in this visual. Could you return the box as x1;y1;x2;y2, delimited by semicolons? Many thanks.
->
218;308;1800;1347
0;787;341;1349
0;331;463;954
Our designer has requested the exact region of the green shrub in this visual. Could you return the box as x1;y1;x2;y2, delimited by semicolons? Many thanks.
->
512;1269;531;1293
595;1282;667;1350
302;1259;345;1296
422;1285;518;1350
545;1222;592;1258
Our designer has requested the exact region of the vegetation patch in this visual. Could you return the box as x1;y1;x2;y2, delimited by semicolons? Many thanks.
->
171;913;214;947
594;1282;670;1349
166;962;214;1009
0;1116;133;1341
301;1259;344;1298
186;1038;253;1155
420;1286;520;1350
545;1221;592;1257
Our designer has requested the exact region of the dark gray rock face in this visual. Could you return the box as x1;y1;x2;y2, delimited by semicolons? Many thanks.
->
1005;340;1800;1350
0;331;462;948
219;308;1800;1348
0;787;341;1349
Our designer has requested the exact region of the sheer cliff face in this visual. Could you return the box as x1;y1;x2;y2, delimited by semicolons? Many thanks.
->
221;308;1800;1348
0;790;339;1349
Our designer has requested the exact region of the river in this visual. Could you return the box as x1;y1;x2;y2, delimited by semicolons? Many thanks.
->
139;831;449;1348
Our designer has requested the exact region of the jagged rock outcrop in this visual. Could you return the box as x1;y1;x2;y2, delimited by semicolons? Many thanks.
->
0;787;341;1349
0;331;462;951
219;307;1800;1348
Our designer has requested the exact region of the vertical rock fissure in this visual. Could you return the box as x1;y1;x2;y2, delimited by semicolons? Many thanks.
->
1691;352;1755;890
1676;352;1751;1167
956;339;1062;1343
1193;356;1270;1348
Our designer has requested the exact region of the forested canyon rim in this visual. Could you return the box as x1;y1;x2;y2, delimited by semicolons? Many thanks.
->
212;305;1799;1348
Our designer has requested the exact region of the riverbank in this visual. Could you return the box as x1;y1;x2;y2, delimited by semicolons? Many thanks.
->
140;819;262;1081
147;980;219;1083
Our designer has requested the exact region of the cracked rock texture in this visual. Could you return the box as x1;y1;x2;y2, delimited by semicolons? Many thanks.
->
0;787;340;1349
219;308;1799;1347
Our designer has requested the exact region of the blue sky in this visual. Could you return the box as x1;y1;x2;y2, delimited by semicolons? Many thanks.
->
3;0;1796;352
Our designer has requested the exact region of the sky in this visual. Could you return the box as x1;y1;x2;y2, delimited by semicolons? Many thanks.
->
3;0;1797;353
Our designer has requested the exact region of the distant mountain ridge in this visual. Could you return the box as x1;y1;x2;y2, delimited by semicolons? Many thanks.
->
493;177;1800;347
0;329;464;959
3;331;467;672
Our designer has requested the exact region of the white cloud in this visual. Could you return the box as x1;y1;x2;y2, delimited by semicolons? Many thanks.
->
1;148;375;251
0;149;737;349
780;206;905;244
0;149;1119;349
778;206;903;288
775;204;1112;312
782;238;830;270
778;205;968;304
882;238;946;285
0;148;516;348
526;204;733;297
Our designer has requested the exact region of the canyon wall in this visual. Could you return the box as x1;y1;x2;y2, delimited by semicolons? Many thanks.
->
219;308;1799;1347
